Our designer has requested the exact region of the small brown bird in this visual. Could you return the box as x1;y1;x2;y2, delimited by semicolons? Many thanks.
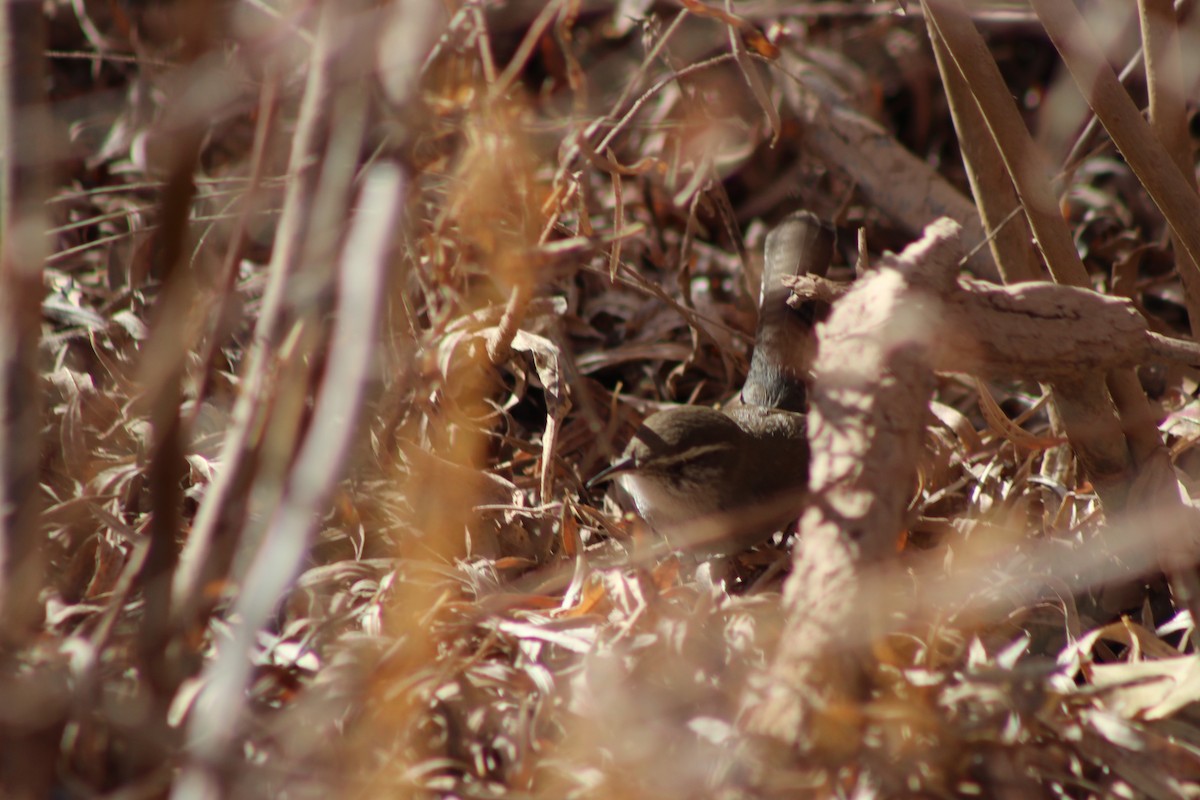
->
591;211;831;553
589;404;809;553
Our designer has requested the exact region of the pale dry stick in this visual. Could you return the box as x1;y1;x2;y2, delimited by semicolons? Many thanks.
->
705;161;753;281
45;48;175;69
725;0;780;144
788;273;1200;377
188;68;281;431
171;5;339;628
1033;0;1200;644
503;46;735;365
926;19;1042;283
47;230;146;266
0;0;50;645
75;513;150;711
607;153;625;281
174;162;399;800
539;53;738;244
135;8;227;697
486;281;532;366
47;205;151;238
187;195;268;273
417;4;473;77
919;0;1087;288
175;0;380;777
469;4;498;85
927;4;1080;509
607;9;690;119
754;499;1196;670
544;218;758;390
483;1;563;365
1058;0;1195;180
591;25;719;163
189;207;282;227
855;226;868;275
1031;0;1200;274
574;252;753;348
768;52;1000;281
45;173;289;206
1059;44;1145;181
239;0;314;46
741;2;1040;25
921;0;1141;509
552;5;586;121
488;0;562;102
486;326;573;507
1138;0;1200;339
46;206;285;268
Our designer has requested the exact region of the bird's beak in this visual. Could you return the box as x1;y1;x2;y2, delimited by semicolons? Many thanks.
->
586;456;636;489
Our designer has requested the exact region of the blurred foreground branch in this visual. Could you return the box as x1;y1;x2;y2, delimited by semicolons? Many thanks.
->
744;218;957;748
0;0;49;646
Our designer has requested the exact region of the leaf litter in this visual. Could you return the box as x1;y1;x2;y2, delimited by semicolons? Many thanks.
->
13;1;1200;797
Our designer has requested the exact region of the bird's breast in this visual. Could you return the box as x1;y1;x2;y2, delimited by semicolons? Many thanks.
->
618;472;718;530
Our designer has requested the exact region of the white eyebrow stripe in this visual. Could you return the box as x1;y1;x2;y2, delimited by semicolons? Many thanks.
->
648;442;735;469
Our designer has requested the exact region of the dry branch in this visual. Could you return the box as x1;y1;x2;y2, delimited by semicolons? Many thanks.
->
920;0;1171;506
1138;0;1200;337
789;273;1200;380
171;3;350;629
23;1;1200;795
0;0;49;646
178;162;399;794
926;15;1042;284
0;5;54;794
1029;0;1200;628
1032;0;1200;272
773;50;999;281
744;218;959;747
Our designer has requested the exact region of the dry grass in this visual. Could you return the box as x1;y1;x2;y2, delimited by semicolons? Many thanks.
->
4;0;1200;797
